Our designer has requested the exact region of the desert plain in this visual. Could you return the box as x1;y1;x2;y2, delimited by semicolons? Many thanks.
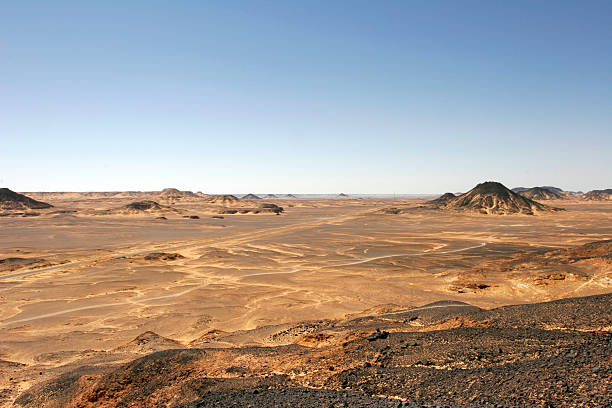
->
1;189;611;407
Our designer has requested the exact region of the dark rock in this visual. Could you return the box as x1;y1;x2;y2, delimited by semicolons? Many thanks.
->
367;329;389;342
0;188;53;210
143;252;185;261
124;201;162;211
241;194;261;200
428;181;564;215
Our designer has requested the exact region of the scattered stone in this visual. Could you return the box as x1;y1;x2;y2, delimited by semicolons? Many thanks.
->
218;204;283;215
143;252;185;261
367;329;389;341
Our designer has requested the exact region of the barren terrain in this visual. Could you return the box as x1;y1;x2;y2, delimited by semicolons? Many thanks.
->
0;193;611;407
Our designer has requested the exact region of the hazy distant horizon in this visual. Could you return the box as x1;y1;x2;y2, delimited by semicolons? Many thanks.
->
10;184;598;197
2;1;611;193
16;190;439;198
4;181;609;199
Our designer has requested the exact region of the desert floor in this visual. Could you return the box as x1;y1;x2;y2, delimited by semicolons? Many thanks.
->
1;197;611;403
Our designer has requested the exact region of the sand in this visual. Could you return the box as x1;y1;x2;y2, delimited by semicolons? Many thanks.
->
0;195;611;404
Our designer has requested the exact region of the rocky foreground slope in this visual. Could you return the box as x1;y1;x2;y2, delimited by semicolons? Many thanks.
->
13;293;611;408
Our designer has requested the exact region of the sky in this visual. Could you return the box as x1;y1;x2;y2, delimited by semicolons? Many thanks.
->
1;1;611;194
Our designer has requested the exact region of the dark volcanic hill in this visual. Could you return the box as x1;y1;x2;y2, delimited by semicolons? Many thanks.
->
584;189;612;200
513;186;585;199
207;195;240;205
517;187;564;201
158;188;198;200
433;182;562;215
512;186;564;194
427;192;456;205
0;188;53;210
263;194;277;198
123;201;164;212
241;194;261;200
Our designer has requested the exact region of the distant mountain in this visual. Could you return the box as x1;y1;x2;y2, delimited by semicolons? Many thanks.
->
512;186;587;199
241;194;261;200
101;200;178;216
123;200;164;212
337;193;349;198
427;192;456;205
285;194;297;198
512;186;564;194
263;194;278;198
0;188;53;210
516;187;564;201
207;195;240;205
432;182;562;215
584;189;612;200
158;188;198;200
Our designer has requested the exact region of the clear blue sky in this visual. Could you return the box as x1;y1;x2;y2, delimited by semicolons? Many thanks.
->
1;1;611;193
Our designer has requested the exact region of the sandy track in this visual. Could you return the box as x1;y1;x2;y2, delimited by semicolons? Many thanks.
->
0;242;488;327
242;242;487;277
0;285;206;326
0;208;375;281
328;242;487;268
